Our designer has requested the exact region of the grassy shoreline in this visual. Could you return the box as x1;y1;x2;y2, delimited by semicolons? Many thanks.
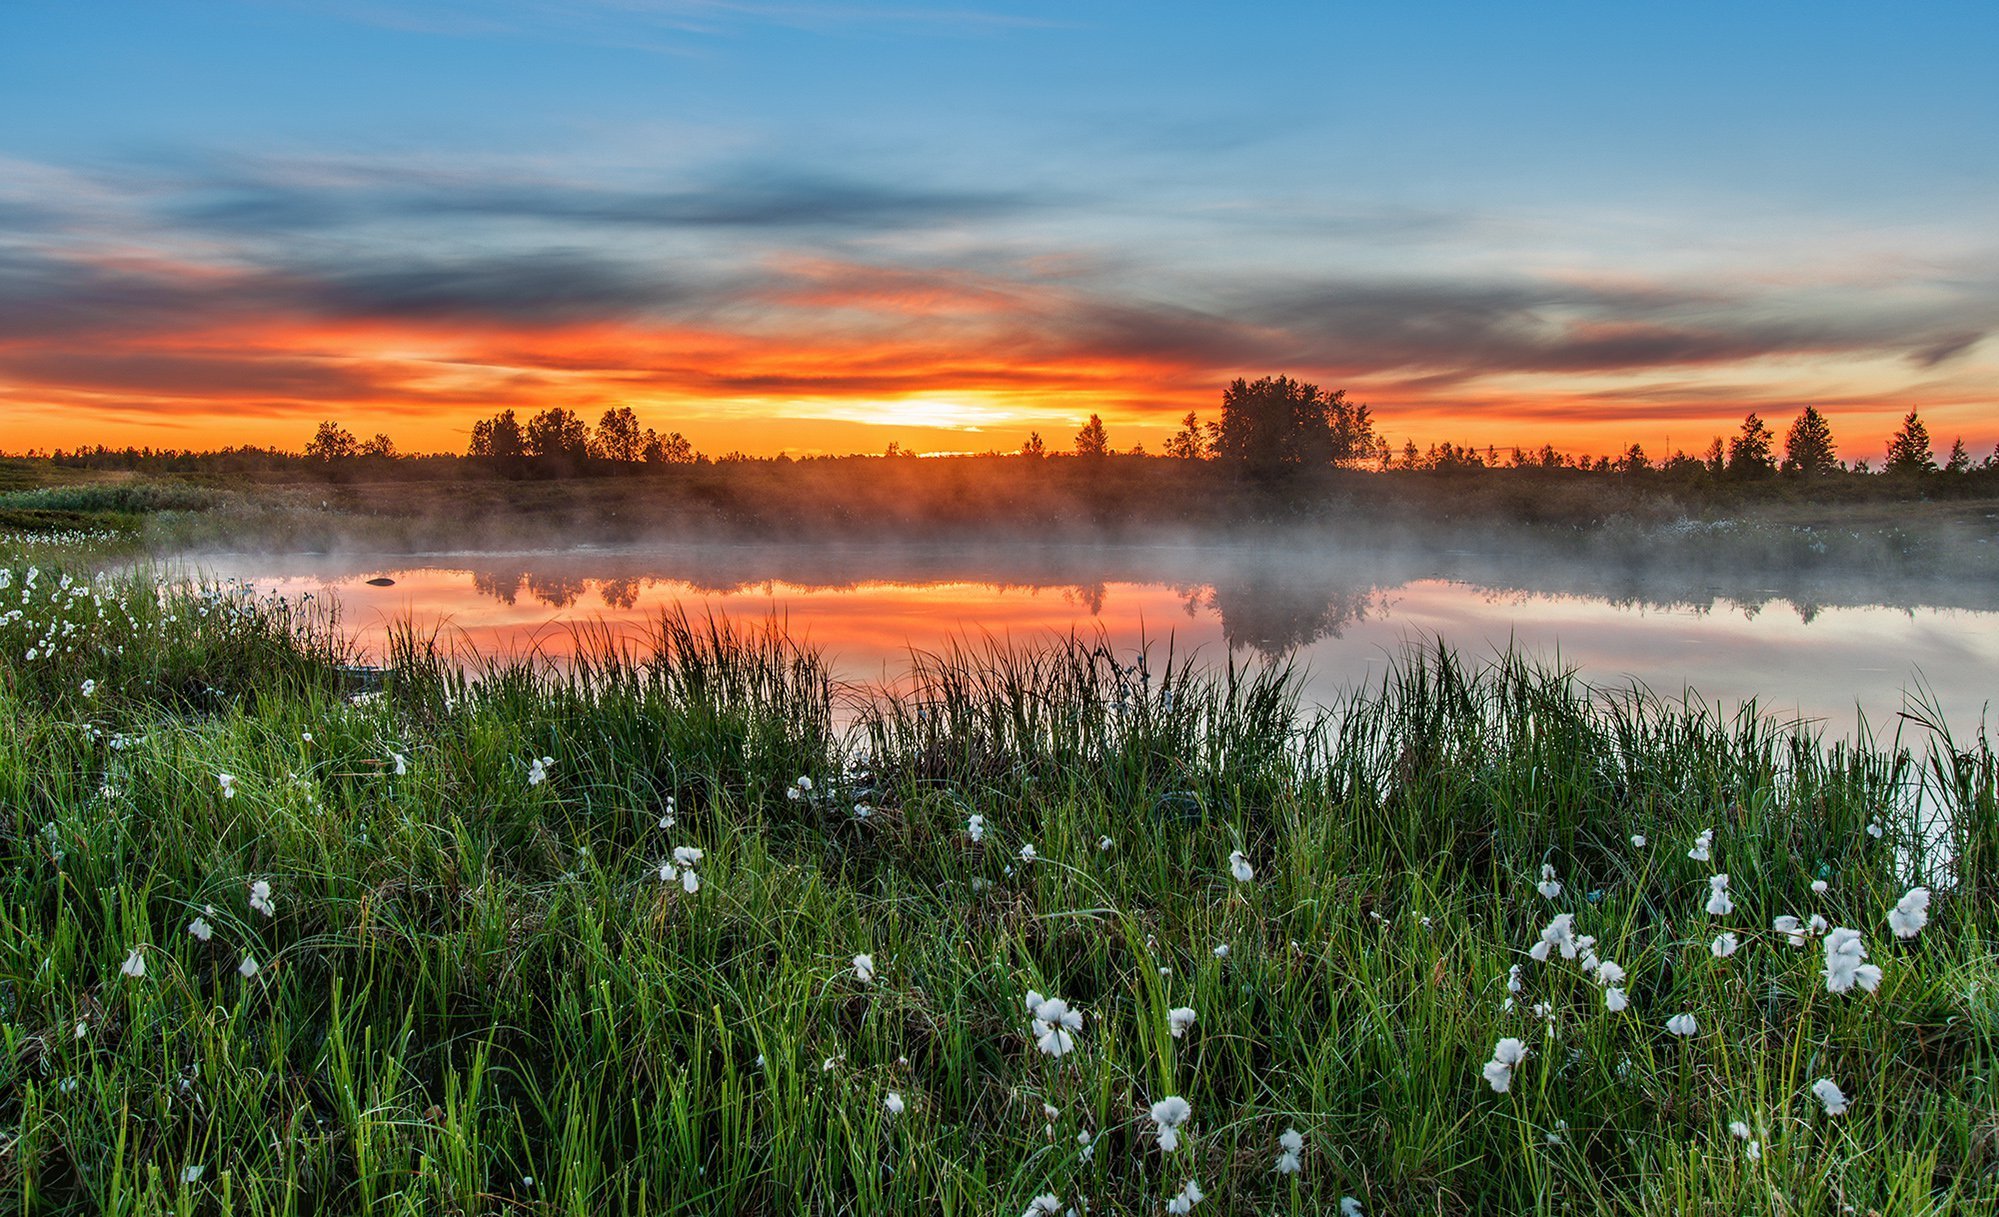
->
3;562;1996;1214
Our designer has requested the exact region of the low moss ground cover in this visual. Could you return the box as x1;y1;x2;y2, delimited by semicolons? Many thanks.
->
2;557;1995;1215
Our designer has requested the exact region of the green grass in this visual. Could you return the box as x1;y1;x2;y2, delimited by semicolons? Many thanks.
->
2;556;1995;1215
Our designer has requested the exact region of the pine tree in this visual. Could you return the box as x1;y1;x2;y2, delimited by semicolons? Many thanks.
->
1782;406;1837;476
1073;414;1109;457
1883;410;1935;475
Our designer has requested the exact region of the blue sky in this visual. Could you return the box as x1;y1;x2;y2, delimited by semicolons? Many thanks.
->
3;0;1995;456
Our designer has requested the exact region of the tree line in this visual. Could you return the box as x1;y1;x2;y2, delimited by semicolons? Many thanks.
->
29;377;1994;483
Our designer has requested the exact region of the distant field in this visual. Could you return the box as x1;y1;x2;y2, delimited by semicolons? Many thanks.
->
3;549;1995;1214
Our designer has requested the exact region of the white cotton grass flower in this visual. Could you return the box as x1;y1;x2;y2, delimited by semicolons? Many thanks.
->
248;879;275;918
527;756;552;787
1812;1077;1848;1116
1630;834;1646;849
1687;828;1713;862
238;954;260;978
120;947;146;979
1605;987;1629;1012
1274;1126;1304;1175
1167;1006;1197;1038
1666;1013;1698;1037
1026;991;1084;1058
1729;1119;1753;1140
1711;931;1740;958
853;953;876;984
966;813;985;843
1536;863;1562;900
1889;887;1931;939
786;775;813;801
883;1091;904;1117
1822;927;1882;994
1228;849;1255;883
1482;1037;1527;1093
1530;912;1579;962
80;678;96;697
1098;835;1113;852
187;917;213;943
389;751;408;776
1593;959;1626;986
1340;1199;1363;1217
1773;915;1807;946
1866;819;1884;839
181;1165;203;1184
1705;873;1734;916
1019;843;1037;863
1212;943;1230;959
217;773;237;799
1148;1095;1192;1152
1166;1179;1204;1214
1022;1195;1065;1217
1810;878;1828;894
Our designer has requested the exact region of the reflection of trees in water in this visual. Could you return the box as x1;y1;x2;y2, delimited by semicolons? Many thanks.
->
471;567;526;606
1207;569;1382;658
1064;582;1108;615
600;577;641;610
525;571;588;609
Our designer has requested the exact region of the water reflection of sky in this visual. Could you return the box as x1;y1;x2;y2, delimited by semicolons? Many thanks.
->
183;548;1999;739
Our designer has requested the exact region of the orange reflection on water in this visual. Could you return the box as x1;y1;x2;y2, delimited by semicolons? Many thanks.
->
187;550;1999;737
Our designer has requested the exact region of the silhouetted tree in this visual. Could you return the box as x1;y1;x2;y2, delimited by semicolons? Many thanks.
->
1019;432;1046;458
1211;376;1373;481
1725;414;1776;478
1782;406;1837;476
1073;414;1109;457
524;407;591;462
1883;410;1935;475
1164;412;1206;460
642;429;696;464
358;433;397;458
468;410;525;459
1616;443;1649;474
1945;437;1971;473
304;421;357;461
595;406;643;462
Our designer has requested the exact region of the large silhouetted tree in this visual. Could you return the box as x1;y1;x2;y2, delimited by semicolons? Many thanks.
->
468;410;525;459
1782;406;1837;476
304;421;357;461
1212;376;1373;480
1164;412;1206;460
1884;410;1935;475
594;406;643;462
1073;414;1109;457
1725;413;1776;479
524;407;591;462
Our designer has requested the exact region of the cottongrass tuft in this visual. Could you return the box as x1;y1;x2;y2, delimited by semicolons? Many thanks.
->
884;1091;904;1116
1228;850;1255;883
1167;1006;1197;1038
249;879;276;918
1482;1037;1527;1093
1536;863;1562;900
1687;828;1713;862
1666;1013;1697;1037
120;947;146;979
238;954;260;978
1822;927;1882;994
966;813;985;843
1705;873;1734;916
1812;1077;1848;1116
853;953;876;984
1026;991;1084;1058
1711;931;1739;958
1148;1095;1192;1152
1165;1179;1204;1213
1274;1126;1304;1175
217;773;237;800
1889;887;1931;939
187;916;213;943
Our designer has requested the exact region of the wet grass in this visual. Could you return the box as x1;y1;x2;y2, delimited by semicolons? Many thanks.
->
2;556;1996;1215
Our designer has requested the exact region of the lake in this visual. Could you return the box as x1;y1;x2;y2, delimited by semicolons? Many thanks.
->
180;543;1999;739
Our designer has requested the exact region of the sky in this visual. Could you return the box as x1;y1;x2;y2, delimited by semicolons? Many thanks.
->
2;0;1996;460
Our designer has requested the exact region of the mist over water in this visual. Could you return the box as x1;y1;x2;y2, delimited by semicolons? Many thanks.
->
171;540;1999;737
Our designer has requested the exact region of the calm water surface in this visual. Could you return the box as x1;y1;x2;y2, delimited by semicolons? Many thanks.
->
185;545;1999;737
